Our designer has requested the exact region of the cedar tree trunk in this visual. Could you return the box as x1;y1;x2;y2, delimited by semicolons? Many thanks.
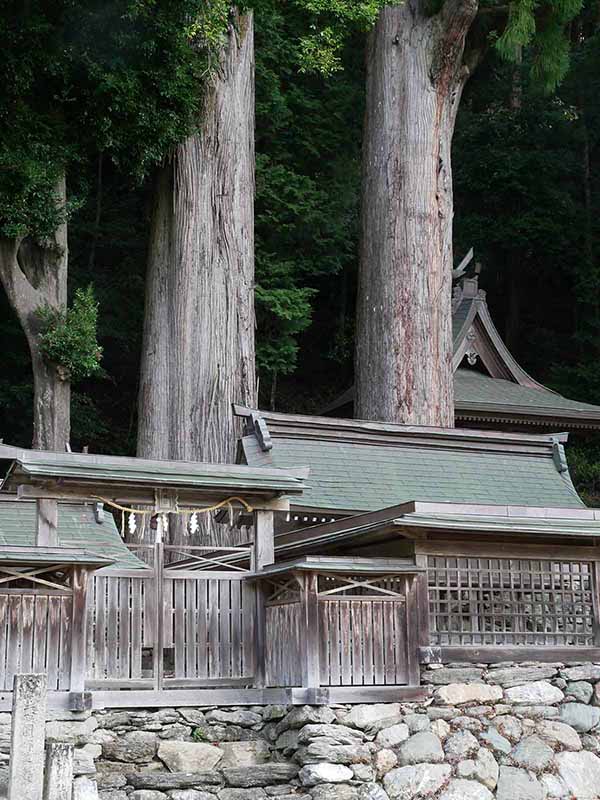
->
137;11;256;541
355;0;477;427
0;176;70;451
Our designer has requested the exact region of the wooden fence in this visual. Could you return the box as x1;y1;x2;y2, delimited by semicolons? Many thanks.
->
265;572;420;688
86;544;256;690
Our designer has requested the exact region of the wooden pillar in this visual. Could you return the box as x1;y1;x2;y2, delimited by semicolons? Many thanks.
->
36;499;58;546
299;572;320;688
414;555;431;648
8;674;47;800
405;576;420;686
69;567;89;694
253;510;274;688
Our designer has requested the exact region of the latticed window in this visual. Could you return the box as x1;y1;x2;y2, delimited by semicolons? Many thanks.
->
427;555;597;646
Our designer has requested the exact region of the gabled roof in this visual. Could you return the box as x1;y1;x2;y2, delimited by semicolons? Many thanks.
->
322;275;600;430
235;407;585;514
0;497;145;569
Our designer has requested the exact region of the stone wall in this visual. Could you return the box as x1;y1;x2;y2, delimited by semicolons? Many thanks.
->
9;661;600;800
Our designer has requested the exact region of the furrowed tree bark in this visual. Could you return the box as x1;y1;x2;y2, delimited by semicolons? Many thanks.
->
355;0;478;427
0;176;70;451
137;10;256;543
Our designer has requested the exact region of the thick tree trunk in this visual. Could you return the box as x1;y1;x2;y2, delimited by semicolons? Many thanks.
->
355;0;477;427
137;10;256;542
0;176;70;451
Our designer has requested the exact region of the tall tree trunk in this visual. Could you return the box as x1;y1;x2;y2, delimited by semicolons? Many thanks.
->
355;0;477;427
137;10;256;542
0;176;70;451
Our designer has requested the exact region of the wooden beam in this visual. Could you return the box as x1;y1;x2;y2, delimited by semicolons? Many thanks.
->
35;499;58;546
415;540;600;561
438;645;600;664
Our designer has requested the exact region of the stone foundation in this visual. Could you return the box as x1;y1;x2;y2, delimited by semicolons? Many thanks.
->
4;662;600;799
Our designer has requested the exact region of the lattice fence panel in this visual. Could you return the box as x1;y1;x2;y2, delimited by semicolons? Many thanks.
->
427;555;596;646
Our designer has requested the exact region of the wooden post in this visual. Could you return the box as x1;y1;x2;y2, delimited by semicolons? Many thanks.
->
43;742;74;800
69;567;89;695
253;510;274;688
153;542;164;691
8;674;47;800
36;499;58;546
299;572;320;689
414;554;431;648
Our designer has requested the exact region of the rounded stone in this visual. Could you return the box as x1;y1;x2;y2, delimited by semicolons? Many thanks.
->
298;763;353;786
536;719;582;751
397;731;444;766
555;750;600;798
102;731;158;764
510;735;554;772
504;681;564;706
383;764;452;800
375;724;409;749
566;682;594;704
496;766;543;800
559;702;600;733
443;730;479;763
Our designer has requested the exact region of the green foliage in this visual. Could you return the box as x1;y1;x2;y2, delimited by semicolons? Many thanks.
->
496;0;584;90
292;0;384;74
0;0;231;240
37;286;103;382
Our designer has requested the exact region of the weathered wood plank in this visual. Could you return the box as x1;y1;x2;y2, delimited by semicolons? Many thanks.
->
20;595;35;675
70;567;89;693
58;596;72;690
32;595;47;679
372;601;384;685
6;596;21;689
47;596;61;690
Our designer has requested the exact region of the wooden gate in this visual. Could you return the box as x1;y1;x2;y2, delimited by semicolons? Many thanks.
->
87;543;256;690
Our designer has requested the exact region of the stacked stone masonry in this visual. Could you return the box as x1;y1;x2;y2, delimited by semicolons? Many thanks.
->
4;662;600;799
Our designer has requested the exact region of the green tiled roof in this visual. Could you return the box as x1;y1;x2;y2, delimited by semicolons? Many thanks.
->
455;370;600;418
0;500;146;569
0;447;305;496
240;414;585;513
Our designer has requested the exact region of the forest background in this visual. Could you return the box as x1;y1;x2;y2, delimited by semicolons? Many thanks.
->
1;2;600;499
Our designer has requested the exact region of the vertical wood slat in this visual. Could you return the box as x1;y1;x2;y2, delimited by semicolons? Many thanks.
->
118;577;130;680
174;580;185;678
329;600;341;686
58;597;72;690
241;579;254;677
372;601;384;684
383;601;395;685
46;597;60;690
362;602;374;685
197;580;208;679
32;596;47;680
0;596;7;691
131;579;143;680
94;576;107;679
230;580;241;678
185;579;197;680
208;580;219;678
106;579;118;679
351;601;363;686
20;595;35;675
6;596;22;690
219;581;232;679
